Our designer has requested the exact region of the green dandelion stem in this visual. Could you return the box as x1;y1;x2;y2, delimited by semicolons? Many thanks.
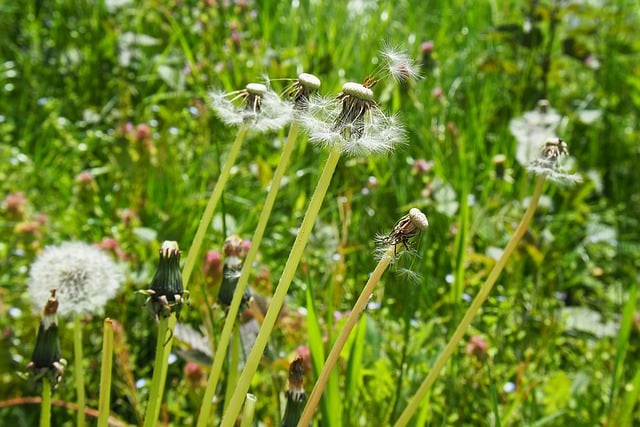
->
219;148;342;427
40;377;51;427
240;394;257;427
143;317;172;427
97;319;114;427
73;314;86;427
298;245;395;426
196;122;301;426
181;123;251;290
393;175;546;427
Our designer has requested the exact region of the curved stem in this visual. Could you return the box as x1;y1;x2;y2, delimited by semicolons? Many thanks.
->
393;175;546;427
219;149;342;427
182;124;250;290
298;246;395;426
73;314;86;427
196;123;301;426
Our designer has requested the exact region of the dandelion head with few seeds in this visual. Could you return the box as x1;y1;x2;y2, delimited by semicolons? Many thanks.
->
282;72;322;110
300;81;405;156
375;207;429;258
527;137;583;185
28;242;124;316
210;82;293;132
509;99;564;166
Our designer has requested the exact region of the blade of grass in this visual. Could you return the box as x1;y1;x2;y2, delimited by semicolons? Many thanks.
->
97;318;114;427
73;314;86;427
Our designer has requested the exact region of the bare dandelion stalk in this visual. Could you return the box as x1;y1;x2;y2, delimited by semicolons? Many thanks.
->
239;394;257;427
298;209;428;427
393;138;577;426
73;314;86;427
196;74;320;427
97;318;114;427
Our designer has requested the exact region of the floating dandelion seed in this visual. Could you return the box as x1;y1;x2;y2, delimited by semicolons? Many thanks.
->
379;46;422;83
28;242;124;316
527;138;583;185
210;82;292;132
376;208;429;255
509;99;563;166
300;82;405;156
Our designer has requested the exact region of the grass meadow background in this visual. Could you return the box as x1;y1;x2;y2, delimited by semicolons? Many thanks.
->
1;0;639;425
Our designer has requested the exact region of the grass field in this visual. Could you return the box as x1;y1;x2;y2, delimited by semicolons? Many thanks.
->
1;0;639;425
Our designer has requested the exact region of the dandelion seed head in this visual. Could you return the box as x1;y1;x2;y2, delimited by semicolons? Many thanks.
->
509;99;563;166
284;72;322;110
210;82;292;132
28;242;123;316
527;138;583;186
300;82;404;156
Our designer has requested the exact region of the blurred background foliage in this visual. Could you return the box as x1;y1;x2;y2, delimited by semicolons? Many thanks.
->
1;0;639;425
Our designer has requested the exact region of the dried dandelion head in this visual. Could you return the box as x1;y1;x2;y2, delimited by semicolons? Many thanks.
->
210;82;292;132
376;207;429;256
28;242;124;316
300;82;405;156
527;138;583;185
283;72;322;110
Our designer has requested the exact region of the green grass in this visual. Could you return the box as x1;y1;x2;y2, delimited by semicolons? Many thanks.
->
1;0;640;425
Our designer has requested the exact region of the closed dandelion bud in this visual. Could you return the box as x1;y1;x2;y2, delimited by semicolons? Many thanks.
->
218;236;251;309
28;289;66;387
281;357;307;427
141;241;189;320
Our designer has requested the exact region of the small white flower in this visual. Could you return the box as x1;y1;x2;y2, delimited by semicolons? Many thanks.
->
28;242;124;316
299;82;405;156
210;82;292;133
509;99;563;166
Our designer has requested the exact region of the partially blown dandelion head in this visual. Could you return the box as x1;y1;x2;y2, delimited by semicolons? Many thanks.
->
27;289;67;386
28;242;124;316
300;82;404;156
284;72;322;110
140;240;189;320
527;138;583;185
210;82;292;132
509;99;563;166
376;207;429;256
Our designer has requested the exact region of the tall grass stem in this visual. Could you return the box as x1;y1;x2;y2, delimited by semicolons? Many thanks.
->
239;394;257;427
98;318;114;427
393;175;546;427
219;148;342;427
298;245;395;426
195;122;301;426
142;317;171;427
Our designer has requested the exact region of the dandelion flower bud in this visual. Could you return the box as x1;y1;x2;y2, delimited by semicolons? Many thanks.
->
281;356;307;427
210;82;293;132
27;289;67;387
141;241;189;320
300;82;405;156
28;242;124;316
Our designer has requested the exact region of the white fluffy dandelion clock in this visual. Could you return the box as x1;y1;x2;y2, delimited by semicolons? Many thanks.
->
210;82;293;132
28;241;124;316
300;81;405;156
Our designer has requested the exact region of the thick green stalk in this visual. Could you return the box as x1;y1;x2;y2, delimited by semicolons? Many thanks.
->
219;149;342;427
298;245;395;426
143;317;171;427
182;124;251;290
73;314;86;427
98;319;114;427
40;378;51;427
393;175;546;427
239;394;257;427
196;123;301;426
